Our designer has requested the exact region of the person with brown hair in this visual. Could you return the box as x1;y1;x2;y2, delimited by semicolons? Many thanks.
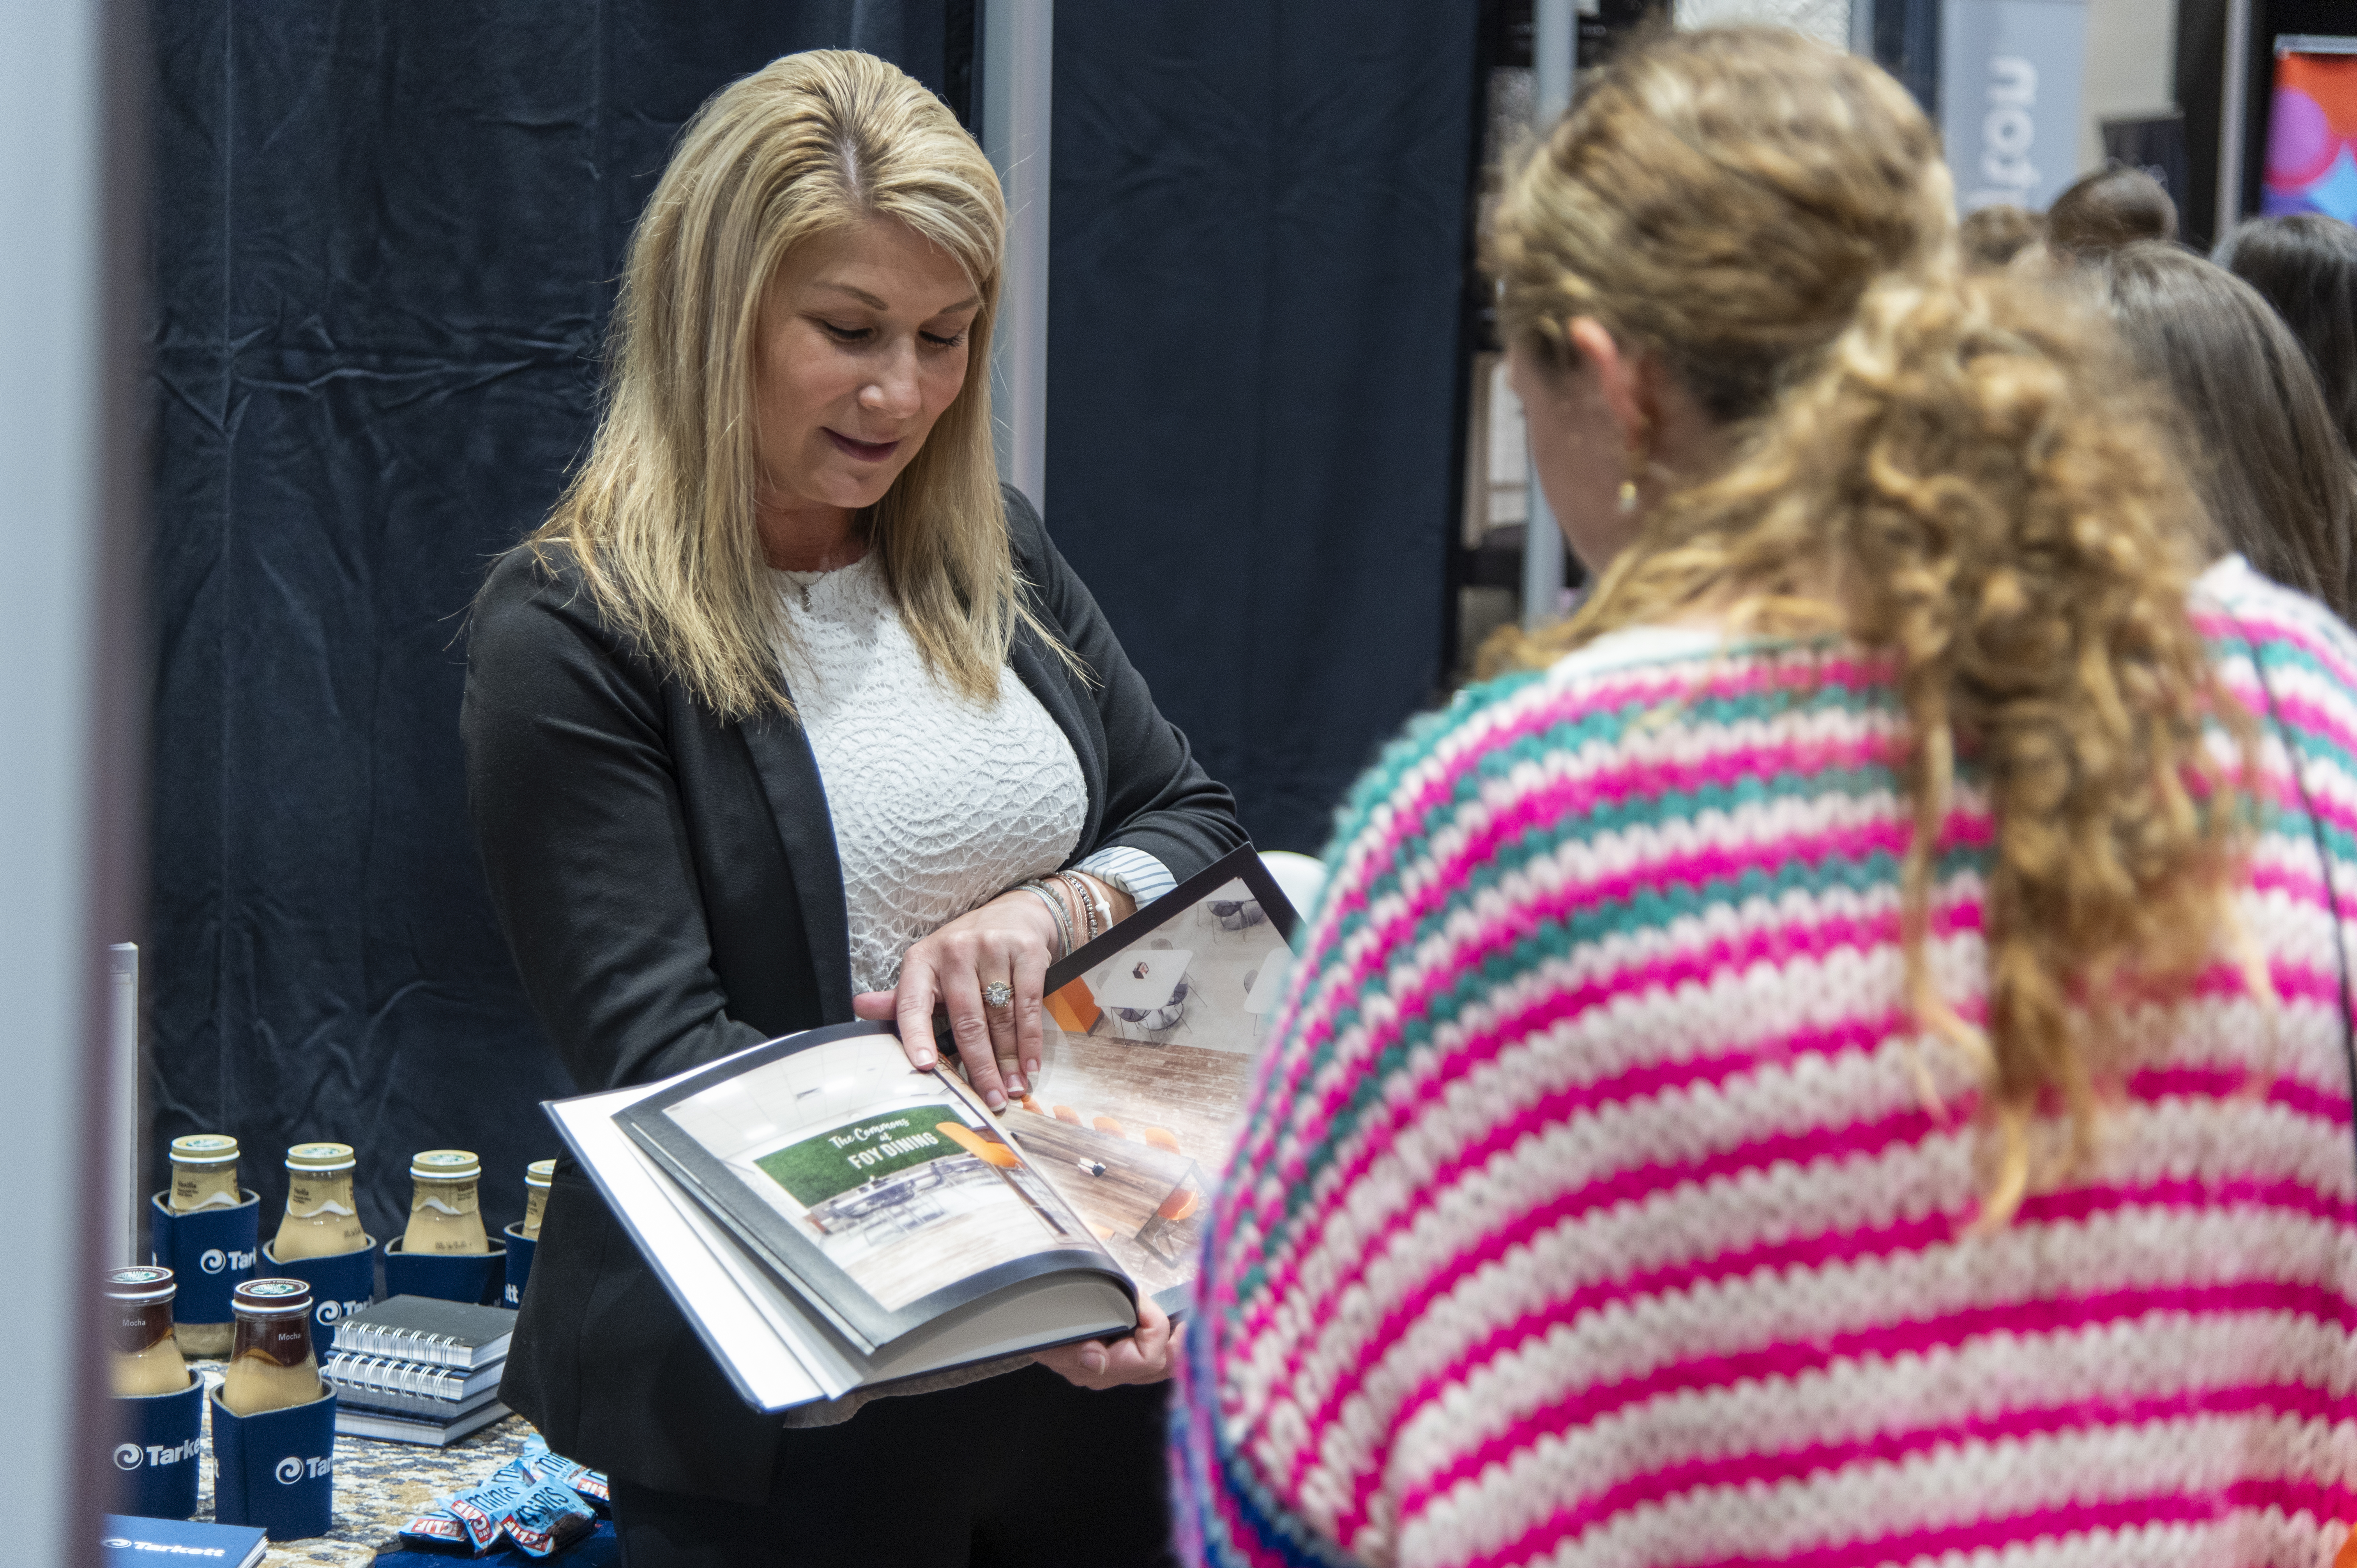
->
1175;26;2357;1568
2216;214;2357;464
465;49;1238;1567
2044;162;2178;254
1959;201;2042;269
2089;243;2357;621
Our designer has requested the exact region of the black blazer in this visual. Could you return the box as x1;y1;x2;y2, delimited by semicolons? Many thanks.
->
461;489;1245;1502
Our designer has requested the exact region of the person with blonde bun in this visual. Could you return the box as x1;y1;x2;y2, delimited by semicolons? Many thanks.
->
466;49;1240;1566
1177;27;2357;1568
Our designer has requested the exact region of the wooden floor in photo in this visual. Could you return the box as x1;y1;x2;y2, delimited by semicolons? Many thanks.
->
1030;1034;1255;1172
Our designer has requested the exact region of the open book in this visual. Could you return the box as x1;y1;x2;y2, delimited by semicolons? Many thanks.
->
545;844;1301;1412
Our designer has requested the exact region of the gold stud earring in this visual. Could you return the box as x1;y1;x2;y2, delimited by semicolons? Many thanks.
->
1617;477;1640;515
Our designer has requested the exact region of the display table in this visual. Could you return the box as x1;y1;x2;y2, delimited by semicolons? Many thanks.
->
176;1362;546;1565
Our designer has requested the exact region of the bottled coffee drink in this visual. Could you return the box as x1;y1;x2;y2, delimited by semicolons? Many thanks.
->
273;1142;366;1260
219;1278;321;1417
104;1266;190;1397
521;1159;554;1240
168;1134;243;1356
403;1150;489;1255
168;1134;242;1213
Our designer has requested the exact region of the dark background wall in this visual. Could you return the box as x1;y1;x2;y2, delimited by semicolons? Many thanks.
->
1048;7;1476;851
145;2;1474;1243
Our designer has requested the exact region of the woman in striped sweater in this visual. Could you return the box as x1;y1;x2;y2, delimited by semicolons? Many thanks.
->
1176;28;2357;1568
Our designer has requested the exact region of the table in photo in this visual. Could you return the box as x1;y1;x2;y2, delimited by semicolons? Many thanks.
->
1092;948;1193;1012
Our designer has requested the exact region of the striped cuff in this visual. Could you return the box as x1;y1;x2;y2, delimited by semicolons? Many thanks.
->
1074;844;1176;908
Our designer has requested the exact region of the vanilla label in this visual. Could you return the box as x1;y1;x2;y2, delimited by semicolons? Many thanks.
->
286;1178;355;1218
171;1174;242;1212
411;1180;479;1217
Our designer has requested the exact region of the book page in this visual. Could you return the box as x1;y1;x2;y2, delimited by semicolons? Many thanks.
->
1010;871;1296;1297
629;1029;1112;1344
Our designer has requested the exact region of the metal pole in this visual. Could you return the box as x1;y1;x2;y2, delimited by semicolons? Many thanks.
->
1523;0;1574;630
2216;0;2252;240
0;0;124;1555
109;944;138;1265
981;0;1054;511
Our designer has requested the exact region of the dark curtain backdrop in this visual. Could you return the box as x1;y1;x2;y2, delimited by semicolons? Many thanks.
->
145;0;963;1242
145;2;1475;1244
1049;7;1477;852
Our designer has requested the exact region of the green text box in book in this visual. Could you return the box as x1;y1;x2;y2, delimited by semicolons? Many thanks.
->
753;1114;970;1207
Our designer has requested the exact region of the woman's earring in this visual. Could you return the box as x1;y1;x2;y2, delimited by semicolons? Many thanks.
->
1617;477;1640;516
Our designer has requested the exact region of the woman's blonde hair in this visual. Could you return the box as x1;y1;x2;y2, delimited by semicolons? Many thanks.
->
528;49;1044;720
1490;28;2255;1224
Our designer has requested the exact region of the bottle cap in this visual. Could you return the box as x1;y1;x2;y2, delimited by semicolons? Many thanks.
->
104;1266;176;1303
285;1142;356;1172
410;1149;482;1181
231;1278;313;1318
169;1134;239;1165
525;1159;556;1188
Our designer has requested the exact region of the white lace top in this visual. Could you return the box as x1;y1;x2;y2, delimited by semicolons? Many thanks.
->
776;555;1164;995
769;552;1174;1426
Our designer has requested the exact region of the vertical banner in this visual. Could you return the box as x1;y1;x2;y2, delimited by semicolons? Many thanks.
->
1941;0;2090;212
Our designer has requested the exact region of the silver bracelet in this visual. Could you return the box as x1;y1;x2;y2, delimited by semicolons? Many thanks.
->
1016;879;1073;958
1054;870;1103;946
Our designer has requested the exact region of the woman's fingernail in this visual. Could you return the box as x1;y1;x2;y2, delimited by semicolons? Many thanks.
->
1082;1348;1106;1374
987;1090;1006;1110
1007;1074;1028;1095
913;1050;936;1068
1026;1057;1040;1078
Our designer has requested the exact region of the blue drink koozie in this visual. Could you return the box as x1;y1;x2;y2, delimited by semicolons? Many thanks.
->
210;1386;336;1540
382;1237;505;1306
107;1379;203;1520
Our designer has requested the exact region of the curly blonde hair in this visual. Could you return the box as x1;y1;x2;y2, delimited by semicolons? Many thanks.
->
1488;28;2256;1223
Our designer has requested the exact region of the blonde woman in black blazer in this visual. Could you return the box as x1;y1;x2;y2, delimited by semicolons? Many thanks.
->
462;51;1242;1568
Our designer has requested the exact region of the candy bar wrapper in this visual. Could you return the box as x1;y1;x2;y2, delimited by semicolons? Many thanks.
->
397;1511;475;1554
447;1478;533;1554
568;1465;611;1514
484;1452;548;1491
503;1481;596;1558
523;1453;611;1516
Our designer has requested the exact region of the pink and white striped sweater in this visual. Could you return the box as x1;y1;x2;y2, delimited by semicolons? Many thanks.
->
1175;557;2357;1568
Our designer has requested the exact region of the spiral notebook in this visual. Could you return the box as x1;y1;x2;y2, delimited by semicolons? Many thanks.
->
330;1296;516;1370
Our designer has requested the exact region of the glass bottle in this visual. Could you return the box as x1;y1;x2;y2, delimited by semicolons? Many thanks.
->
168;1134;242;1356
403;1150;489;1255
521;1159;554;1241
104;1266;190;1397
168;1134;241;1213
219;1278;321;1417
272;1142;366;1260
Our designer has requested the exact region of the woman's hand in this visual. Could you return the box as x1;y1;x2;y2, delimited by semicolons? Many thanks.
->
1034;1293;1175;1389
852;888;1060;1110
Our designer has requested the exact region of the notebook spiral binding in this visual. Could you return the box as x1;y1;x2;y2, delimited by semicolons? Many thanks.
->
332;1323;470;1368
322;1351;471;1401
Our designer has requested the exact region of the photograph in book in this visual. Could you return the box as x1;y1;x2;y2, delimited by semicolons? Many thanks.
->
636;1029;1108;1328
1008;856;1301;1297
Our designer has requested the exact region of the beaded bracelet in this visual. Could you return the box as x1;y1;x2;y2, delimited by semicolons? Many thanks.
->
1081;871;1114;938
1053;869;1105;946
